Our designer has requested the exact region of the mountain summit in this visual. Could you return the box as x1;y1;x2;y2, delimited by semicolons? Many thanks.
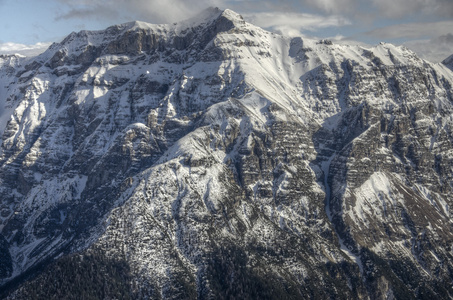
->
1;8;453;299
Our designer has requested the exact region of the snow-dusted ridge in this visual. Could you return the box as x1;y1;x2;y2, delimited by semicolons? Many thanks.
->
1;7;453;299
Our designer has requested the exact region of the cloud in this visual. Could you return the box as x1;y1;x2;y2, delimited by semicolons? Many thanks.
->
371;0;453;18
366;20;453;40
55;6;120;21
243;12;351;36
0;42;51;57
404;33;453;63
54;0;225;24
301;0;453;18
52;0;354;38
301;0;358;14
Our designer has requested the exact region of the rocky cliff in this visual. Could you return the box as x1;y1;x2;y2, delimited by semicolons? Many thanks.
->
1;7;453;299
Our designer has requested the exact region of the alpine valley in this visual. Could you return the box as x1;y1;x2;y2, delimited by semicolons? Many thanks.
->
1;7;453;299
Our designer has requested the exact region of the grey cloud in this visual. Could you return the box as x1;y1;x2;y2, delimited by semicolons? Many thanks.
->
55;7;119;21
437;33;453;44
54;0;225;24
226;0;303;13
366;20;453;40
371;0;453;18
301;0;358;14
404;33;453;63
282;0;453;21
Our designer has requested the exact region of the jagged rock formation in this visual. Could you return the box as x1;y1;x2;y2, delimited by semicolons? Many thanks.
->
1;7;453;299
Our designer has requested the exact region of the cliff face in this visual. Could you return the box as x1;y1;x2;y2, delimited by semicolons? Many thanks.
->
1;8;453;299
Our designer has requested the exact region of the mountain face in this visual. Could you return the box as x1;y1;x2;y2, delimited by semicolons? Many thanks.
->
1;7;453;299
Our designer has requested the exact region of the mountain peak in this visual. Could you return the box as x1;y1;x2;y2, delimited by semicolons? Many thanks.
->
172;7;244;32
116;20;160;31
39;7;245;65
110;7;242;33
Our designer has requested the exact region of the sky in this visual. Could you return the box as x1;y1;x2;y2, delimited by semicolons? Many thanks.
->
0;0;452;62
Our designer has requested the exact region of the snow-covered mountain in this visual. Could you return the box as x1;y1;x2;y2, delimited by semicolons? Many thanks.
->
1;7;453;299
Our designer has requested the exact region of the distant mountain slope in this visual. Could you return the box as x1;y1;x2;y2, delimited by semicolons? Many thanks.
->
443;54;453;71
1;7;453;299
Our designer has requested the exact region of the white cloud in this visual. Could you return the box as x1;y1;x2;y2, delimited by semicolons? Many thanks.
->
0;42;51;57
243;12;351;36
404;34;453;63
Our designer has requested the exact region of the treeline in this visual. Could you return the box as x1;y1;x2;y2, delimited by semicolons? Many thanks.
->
8;249;134;300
